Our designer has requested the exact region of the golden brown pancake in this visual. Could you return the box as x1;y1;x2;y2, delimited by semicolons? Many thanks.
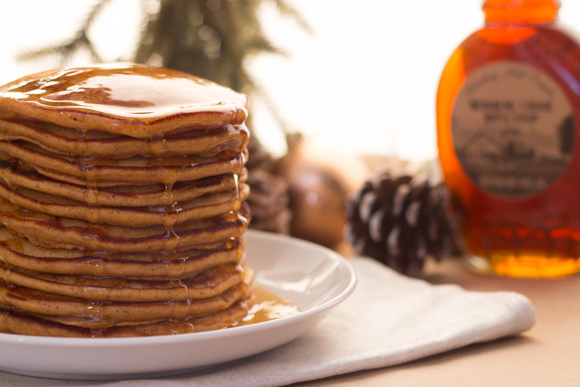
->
0;198;250;252
0;64;248;137
0;226;245;278
0;261;246;302
0;140;248;186
0;178;250;227
0;156;248;207
0;117;249;158
0;298;253;337
0;279;249;323
0;269;253;332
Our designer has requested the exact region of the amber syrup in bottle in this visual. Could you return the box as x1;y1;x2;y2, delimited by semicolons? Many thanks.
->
437;0;580;277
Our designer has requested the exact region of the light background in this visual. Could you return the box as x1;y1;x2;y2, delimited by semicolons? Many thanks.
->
1;0;579;162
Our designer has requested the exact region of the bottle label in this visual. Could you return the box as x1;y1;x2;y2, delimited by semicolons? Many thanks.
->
451;61;575;198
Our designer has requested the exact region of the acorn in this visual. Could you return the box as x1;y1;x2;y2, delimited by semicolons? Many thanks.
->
274;133;368;249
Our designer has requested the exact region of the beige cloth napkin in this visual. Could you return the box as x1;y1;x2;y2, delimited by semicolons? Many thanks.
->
0;257;536;387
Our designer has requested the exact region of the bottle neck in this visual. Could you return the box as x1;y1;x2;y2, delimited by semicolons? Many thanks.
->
483;0;560;24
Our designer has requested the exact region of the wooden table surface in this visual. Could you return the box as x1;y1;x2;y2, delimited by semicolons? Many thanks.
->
298;257;580;386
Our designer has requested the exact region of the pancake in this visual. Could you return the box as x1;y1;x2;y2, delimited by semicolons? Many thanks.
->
0;156;248;207
0;117;249;158
0;226;245;278
0;298;252;337
0;140;248;186
0;64;248;137
0;277;250;323
0;63;255;337
9;268;254;331
0;198;250;252
0;177;250;227
0;261;246;302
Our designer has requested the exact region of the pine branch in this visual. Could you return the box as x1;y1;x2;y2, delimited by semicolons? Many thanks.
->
274;0;313;35
16;0;310;144
17;0;111;65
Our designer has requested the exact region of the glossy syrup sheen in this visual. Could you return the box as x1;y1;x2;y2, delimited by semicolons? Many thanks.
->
0;63;248;138
437;5;580;277
237;286;300;326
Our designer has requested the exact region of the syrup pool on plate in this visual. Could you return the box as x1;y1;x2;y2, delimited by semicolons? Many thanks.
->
238;286;300;326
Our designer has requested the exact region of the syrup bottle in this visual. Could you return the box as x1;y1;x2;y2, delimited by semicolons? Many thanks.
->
436;0;580;277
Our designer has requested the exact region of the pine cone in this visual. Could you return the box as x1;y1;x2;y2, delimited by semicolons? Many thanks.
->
346;172;459;276
246;135;274;171
246;136;292;234
246;169;291;234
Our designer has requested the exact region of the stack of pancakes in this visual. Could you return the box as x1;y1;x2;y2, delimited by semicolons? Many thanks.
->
0;63;254;337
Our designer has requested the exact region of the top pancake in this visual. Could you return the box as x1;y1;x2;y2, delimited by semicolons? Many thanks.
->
0;63;248;138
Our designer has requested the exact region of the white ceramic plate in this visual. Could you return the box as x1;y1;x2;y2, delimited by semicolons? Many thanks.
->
0;230;357;380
